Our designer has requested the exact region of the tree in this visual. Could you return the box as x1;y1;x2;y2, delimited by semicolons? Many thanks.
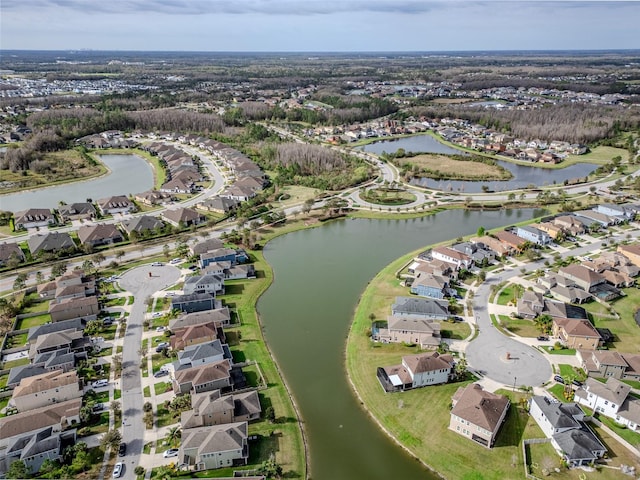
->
110;400;121;418
478;270;486;282
13;273;27;291
35;271;44;283
84;319;104;336
93;252;106;267
507;192;516;201
79;404;94;423
82;259;95;274
115;250;125;262
166;425;182;445
50;261;68;279
6;460;30;479
534;314;553;335
175;240;189;258
162;244;170;260
100;429;122;451
302;198;315;214
476;226;485;237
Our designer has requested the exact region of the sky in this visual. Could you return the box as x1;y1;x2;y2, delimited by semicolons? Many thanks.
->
1;0;639;52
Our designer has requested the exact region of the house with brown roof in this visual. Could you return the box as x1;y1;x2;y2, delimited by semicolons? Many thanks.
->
169;307;231;330
431;246;473;270
558;264;620;301
181;390;261;429
0;243;25;267
372;315;441;349
494;230;527;252
172;359;233;395
449;384;510;448
617;243;640;268
577;350;640;381
171;322;221;351
377;351;454;393
470;236;513;257
552;318;602;350
162;207;205;227
77;223;124;247
13;208;56;230
97;195;135;215
180;422;248;470
57;202;96;223
11;370;82;412
48;296;99;323
552;215;586;236
134;190;174;206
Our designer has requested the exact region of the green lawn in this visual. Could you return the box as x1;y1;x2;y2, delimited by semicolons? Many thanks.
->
114;389;121;400
346;247;549;479
104;296;127;307
153;381;172;396
0;374;8;389
595;413;640;446
5;332;28;348
499;315;539;337
155;405;178;428
496;285;517;306
15;312;51;329
2;357;29;369
558;364;585;381
19;298;50;314
543;346;576;355
151;353;172;373
599;287;640;352
143;386;151;398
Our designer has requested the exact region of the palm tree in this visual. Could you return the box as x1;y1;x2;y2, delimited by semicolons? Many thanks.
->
166;426;182;446
100;429;122;452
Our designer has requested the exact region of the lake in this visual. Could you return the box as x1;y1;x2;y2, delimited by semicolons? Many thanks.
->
0;154;154;212
258;208;545;479
358;135;597;192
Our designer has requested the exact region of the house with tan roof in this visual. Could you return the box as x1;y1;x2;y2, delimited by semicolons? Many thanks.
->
77;223;124;247
449;384;510;448
172;359;233;395
11;370;82;412
171;322;222;351
169;307;231;330
180;422;248;470
552;215;586;236
372;315;441;349
431;246;473;270
617;243;640;268
162;207;205;227
97;195;135;215
494;230;527;252
0;243;25;267
577;350;640;381
377;351;454;393
13;208;56;230
181;390;261;429
553;317;602;350
57;202;96;223
48;296;99;323
470;236;513;257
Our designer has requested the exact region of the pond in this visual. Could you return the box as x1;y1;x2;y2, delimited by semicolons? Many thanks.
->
258;208;546;480
358;134;597;192
0;154;154;212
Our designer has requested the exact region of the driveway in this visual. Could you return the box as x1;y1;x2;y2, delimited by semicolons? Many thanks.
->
116;264;181;480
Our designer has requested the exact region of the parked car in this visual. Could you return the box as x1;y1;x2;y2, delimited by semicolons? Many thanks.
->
156;342;170;353
118;442;127;457
113;462;123;478
154;369;169;378
156;326;166;332
572;379;583;387
152;312;163;318
553;375;565;384
92;403;105;413
537;336;548;341
151;262;163;266
169;258;182;264
163;448;179;458
92;379;109;389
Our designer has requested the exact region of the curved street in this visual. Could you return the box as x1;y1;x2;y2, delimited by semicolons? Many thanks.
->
116;264;181;480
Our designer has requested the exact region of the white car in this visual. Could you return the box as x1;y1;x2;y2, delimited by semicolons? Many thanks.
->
163;448;179;458
151;312;163;318
156;326;165;332
92;379;109;389
151;262;163;266
169;258;182;264
113;462;123;478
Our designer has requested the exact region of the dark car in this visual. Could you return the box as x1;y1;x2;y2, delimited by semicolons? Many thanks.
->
537;336;548;341
118;442;126;457
554;375;565;384
572;379;583;388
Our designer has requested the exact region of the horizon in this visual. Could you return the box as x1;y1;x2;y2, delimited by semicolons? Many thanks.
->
2;1;639;52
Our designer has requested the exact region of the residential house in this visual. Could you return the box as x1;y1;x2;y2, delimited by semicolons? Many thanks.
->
190;238;224;256
391;296;450;320
183;274;225;296
410;273;449;299
171;293;219;314
175;340;232;371
575;378;640;431
552;215;586;236
617;244;640;268
377;351;454;393
220;185;257;202
533;222;564;240
450;242;495;265
372;315;441;349
515;225;551;246
181;390;261;428
180;422;248;470
97;195;135;215
529;396;606;467
470;236;513;257
577;350;640;381
449;384;510;448
574;210;617;227
225;264;256;280
517;291;545;319
0;243;25;267
162;207;205;227
13;209;56;230
200;248;248;269
29;329;91;358
48;296;99;323
172;359;233;395
120;215;164;236
494;231;527;252
77;223;123;248
197;197;240;214
27;319;84;344
27;232;76;256
134;190;174;206
57;203;96;223
431;246;473;270
552;318;602;350
160;177;195;194
594;203;635;221
170;322;222;351
11;370;82;412
169;307;231;330
558;264;620;301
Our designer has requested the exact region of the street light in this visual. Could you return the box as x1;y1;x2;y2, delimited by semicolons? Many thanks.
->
513;376;517;392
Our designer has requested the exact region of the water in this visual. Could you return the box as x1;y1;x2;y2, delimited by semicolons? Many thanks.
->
258;208;545;480
0;154;154;212
357;134;597;192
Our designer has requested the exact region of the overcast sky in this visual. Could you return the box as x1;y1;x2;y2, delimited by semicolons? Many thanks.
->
2;1;639;52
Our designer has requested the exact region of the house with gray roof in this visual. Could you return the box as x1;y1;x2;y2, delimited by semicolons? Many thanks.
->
171;293;220;314
575;377;640;431
27;318;84;343
97;195;135;215
120;215;164;236
181;390;261;429
162;207;205;227
373;315;441;349
0;243;25;267
391;296;450;320
515;225;552;246
190;238;224;256
175;340;232;371
198;196;240;214
27;232;76;256
172;359;233;395
169;307;231;330
57;202;96;223
183;274;225;296
180;422;248;470
13;208;56;230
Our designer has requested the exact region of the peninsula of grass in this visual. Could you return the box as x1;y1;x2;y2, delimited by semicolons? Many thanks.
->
0;148;107;194
346;248;552;479
400;153;512;181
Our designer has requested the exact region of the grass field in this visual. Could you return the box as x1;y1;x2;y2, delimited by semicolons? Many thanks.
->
499;315;539;338
15;312;51;330
346;249;549;479
402;154;512;180
565;145;630;165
